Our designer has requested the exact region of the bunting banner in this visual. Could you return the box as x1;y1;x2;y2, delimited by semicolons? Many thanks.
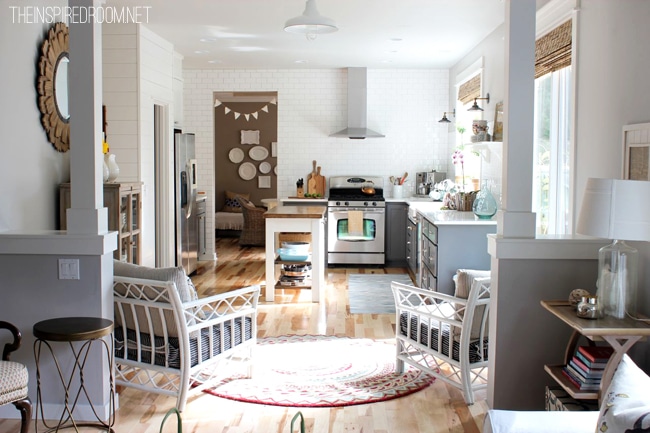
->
213;98;277;122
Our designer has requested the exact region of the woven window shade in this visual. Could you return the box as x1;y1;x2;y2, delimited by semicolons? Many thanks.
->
535;20;572;79
458;74;481;104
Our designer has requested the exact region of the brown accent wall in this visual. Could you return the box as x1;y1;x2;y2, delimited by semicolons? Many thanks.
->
214;101;278;210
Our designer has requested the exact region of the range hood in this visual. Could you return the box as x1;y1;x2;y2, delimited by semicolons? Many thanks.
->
330;67;385;139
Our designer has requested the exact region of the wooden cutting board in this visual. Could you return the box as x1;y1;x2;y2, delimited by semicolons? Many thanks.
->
314;166;326;197
307;160;318;195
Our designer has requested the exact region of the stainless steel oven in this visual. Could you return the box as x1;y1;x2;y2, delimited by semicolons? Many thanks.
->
327;176;386;265
327;206;385;264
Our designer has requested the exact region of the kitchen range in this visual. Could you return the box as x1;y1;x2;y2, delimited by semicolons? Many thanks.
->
327;176;385;265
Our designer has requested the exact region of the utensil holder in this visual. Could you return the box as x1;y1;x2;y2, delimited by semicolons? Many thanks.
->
393;184;403;199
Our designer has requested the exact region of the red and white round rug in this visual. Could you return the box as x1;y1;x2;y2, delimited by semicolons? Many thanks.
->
204;334;434;407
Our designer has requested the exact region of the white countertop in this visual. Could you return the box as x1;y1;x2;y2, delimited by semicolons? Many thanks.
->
419;209;497;225
386;196;435;203
279;197;328;204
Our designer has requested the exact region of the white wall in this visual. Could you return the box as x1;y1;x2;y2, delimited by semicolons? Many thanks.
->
103;23;175;266
573;0;650;367
449;25;506;201
183;68;450;259
0;0;70;231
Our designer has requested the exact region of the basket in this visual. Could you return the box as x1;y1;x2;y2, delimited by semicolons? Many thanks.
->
453;191;477;211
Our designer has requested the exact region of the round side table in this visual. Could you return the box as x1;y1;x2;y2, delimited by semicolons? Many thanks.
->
33;317;115;433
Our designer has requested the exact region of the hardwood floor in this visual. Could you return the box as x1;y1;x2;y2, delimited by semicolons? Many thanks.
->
3;237;489;433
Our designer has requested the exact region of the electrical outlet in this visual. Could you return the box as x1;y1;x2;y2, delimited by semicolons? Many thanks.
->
58;259;80;280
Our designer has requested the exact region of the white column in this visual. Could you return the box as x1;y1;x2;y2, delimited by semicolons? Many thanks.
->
66;0;108;235
497;0;537;238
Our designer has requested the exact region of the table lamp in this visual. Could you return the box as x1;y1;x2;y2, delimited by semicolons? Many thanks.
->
576;178;650;319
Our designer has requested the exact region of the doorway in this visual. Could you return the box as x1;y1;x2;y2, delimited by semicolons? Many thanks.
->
213;92;278;214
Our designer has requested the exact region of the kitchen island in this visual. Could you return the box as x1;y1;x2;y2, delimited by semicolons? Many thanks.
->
264;206;326;302
418;209;496;294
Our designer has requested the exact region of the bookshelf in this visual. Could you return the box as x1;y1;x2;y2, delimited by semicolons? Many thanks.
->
541;300;650;403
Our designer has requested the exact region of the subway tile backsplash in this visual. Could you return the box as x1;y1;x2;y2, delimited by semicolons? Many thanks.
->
183;68;453;208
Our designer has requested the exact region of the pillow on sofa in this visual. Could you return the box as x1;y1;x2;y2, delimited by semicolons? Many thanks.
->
596;354;650;433
223;191;250;213
113;260;198;303
453;269;491;340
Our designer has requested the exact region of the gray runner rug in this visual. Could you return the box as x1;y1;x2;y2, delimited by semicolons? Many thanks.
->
348;273;413;314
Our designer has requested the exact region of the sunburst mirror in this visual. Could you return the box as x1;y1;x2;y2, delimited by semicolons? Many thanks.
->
37;22;70;152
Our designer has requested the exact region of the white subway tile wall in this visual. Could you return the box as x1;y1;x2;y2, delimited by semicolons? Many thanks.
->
183;69;452;259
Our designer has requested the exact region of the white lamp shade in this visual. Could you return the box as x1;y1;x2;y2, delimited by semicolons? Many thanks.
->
284;0;338;34
576;178;650;241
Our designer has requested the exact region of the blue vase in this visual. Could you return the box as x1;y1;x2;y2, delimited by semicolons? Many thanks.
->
473;180;497;219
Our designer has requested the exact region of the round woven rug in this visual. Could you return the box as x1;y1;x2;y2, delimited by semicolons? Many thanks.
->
205;335;434;407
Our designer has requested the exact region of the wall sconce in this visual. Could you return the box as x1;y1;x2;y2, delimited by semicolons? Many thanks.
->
438;109;455;123
468;93;490;111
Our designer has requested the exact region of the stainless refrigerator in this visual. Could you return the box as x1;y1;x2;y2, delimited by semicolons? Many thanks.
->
175;132;199;275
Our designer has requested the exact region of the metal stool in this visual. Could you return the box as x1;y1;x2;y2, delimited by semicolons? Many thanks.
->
33;317;115;433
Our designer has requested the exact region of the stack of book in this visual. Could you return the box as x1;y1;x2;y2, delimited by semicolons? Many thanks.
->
562;345;614;391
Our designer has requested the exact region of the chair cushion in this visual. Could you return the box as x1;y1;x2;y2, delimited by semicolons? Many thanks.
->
113;261;198;303
399;312;488;364
0;361;29;405
114;316;253;369
596;354;650;432
223;191;250;213
453;269;490;340
215;212;244;230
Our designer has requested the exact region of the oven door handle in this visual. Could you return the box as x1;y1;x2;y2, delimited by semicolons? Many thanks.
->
328;208;385;214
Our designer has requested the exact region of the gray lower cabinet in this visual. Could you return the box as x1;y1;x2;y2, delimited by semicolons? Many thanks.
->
385;202;408;266
406;216;418;281
419;215;496;295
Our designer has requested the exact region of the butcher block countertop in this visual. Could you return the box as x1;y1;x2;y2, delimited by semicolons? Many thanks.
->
264;205;327;219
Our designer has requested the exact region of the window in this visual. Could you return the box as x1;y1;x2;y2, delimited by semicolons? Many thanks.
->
532;18;573;235
532;67;572;234
455;69;484;191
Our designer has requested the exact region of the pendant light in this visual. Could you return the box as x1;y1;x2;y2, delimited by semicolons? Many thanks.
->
284;0;338;41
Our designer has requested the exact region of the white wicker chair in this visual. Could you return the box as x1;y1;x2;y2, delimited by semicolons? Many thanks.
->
113;277;259;411
391;275;491;405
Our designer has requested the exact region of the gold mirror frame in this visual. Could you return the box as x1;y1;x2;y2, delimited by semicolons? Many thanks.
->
37;22;70;153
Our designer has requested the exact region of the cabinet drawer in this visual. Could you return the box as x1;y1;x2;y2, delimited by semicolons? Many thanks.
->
420;269;437;291
421;219;437;243
421;239;437;277
428;243;437;276
421;237;429;267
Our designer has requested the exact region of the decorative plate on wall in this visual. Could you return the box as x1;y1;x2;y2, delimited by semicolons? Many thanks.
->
229;147;244;163
259;161;271;174
249;145;269;161
238;162;256;180
241;130;260;145
258;176;271;189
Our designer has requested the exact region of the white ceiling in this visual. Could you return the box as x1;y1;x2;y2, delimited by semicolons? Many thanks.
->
105;0;513;70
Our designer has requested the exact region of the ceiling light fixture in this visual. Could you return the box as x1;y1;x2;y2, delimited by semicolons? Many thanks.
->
284;0;338;41
438;109;456;123
468;93;490;111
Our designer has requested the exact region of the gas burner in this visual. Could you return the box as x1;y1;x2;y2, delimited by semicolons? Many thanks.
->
327;175;385;208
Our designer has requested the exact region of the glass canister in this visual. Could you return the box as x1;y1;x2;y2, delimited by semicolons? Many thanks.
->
576;296;600;320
